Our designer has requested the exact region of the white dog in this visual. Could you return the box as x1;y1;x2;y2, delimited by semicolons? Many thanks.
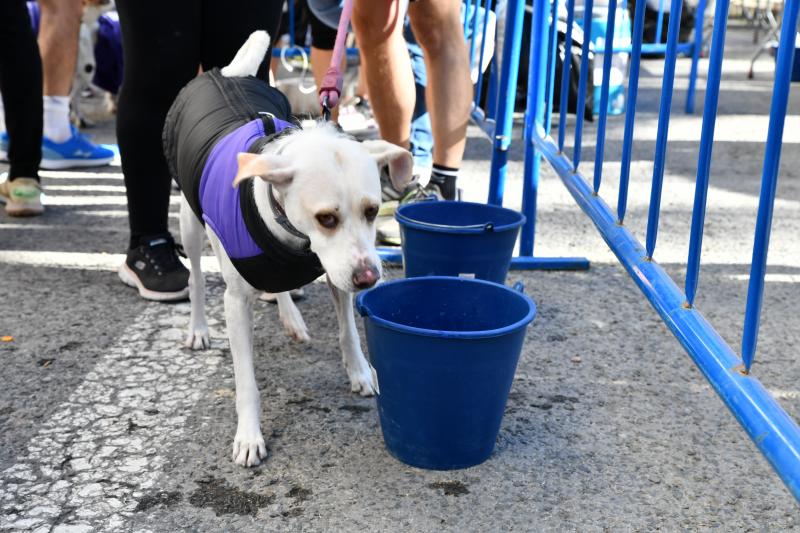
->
164;31;412;467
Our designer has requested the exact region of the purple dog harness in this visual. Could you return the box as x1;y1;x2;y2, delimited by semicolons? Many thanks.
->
164;69;324;292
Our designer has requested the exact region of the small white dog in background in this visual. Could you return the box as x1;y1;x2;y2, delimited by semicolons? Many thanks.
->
163;31;412;467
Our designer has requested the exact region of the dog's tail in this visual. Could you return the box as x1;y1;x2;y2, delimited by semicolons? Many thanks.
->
221;30;271;78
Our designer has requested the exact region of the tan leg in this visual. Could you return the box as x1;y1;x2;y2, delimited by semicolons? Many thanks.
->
352;0;414;149
38;0;82;96
409;0;471;168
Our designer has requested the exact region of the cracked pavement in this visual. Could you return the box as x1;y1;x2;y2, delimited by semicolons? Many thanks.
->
1;25;799;532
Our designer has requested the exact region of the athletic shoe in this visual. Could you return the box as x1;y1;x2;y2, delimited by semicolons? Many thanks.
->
41;126;114;170
118;233;190;302
0;132;8;161
338;96;379;139
0;174;44;217
376;171;443;245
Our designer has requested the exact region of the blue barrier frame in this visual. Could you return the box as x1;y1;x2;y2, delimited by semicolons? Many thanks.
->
523;0;800;500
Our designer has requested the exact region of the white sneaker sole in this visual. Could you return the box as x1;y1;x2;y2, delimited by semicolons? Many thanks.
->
0;195;44;217
118;262;190;302
40;156;114;170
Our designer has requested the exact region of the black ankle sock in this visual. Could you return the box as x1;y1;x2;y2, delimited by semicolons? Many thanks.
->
429;164;458;200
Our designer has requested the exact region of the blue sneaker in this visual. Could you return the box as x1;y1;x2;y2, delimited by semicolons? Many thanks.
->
0;132;8;161
41;126;114;170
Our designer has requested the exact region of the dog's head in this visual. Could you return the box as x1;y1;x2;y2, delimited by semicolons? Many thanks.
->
234;122;413;292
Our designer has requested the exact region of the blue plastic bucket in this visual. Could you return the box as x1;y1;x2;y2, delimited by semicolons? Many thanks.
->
356;276;536;470
395;201;526;284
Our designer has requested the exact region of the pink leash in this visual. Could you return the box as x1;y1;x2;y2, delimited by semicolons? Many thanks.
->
318;0;354;119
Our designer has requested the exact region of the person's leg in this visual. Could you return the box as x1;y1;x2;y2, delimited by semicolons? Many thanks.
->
200;0;284;80
409;0;471;199
114;0;200;301
38;0;114;168
116;0;200;247
38;0;80;143
352;0;415;148
309;9;341;120
0;0;43;182
404;23;433;174
0;0;44;216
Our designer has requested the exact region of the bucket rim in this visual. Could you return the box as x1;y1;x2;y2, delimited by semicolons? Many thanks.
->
395;200;526;234
355;276;536;339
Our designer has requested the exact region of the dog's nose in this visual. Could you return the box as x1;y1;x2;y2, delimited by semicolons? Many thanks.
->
352;265;379;289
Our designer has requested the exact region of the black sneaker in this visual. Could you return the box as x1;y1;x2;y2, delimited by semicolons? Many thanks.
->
118;233;190;302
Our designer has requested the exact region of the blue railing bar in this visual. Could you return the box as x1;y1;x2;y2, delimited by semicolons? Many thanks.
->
378;247;402;265
592;0;619;194
531;127;800;502
272;47;360;58
486;59;499;120
685;0;708;113
741;0;800;372
558;0;577;151
544;0;562;135
474;0;495;108
470;106;498;140
468;0;481;74
684;0;731;306
656;0;666;44
519;0;551;256
573;0;595;170
644;0;683;259
610;42;694;54
510;256;591;270
487;0;526;206
617;0;647;223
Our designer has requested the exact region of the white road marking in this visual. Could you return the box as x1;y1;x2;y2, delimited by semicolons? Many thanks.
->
0;302;224;532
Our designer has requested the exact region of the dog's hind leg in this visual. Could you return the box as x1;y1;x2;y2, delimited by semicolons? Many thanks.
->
326;276;377;397
221;30;271;78
180;196;210;350
275;291;310;342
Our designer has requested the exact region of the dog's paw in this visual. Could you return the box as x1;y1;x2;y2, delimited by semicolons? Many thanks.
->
280;309;310;343
349;367;377;397
185;327;210;350
232;430;267;467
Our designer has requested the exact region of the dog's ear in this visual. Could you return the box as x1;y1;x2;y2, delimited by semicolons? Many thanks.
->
233;152;295;188
362;140;414;192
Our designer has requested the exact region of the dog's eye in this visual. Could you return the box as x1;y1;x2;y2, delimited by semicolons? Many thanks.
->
364;205;378;222
316;212;339;229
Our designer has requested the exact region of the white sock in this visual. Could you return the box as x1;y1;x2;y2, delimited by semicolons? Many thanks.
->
43;96;72;143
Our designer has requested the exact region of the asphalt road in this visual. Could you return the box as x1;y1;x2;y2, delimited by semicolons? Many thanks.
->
1;25;798;532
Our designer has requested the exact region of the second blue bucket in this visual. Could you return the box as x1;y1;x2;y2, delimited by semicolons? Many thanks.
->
395;201;526;284
356;276;536;470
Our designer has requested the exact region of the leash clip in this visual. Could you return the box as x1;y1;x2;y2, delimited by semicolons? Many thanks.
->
321;95;332;122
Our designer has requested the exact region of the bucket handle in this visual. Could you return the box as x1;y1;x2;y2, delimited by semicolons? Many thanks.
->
395;212;495;232
512;281;525;293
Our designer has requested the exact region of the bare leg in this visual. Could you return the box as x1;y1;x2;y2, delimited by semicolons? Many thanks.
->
38;0;82;96
311;46;342;121
409;0;471;168
352;0;414;148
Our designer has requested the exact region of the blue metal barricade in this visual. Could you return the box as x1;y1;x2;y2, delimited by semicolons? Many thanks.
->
486;0;800;500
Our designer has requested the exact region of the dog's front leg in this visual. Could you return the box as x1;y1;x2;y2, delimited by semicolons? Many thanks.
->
327;276;376;396
223;286;267;466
